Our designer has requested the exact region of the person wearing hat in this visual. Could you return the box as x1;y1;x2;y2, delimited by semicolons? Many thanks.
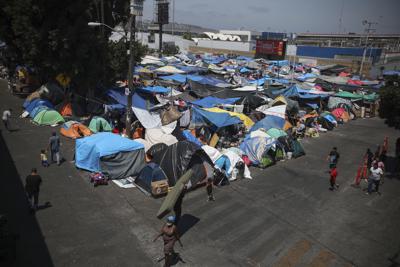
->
154;215;183;267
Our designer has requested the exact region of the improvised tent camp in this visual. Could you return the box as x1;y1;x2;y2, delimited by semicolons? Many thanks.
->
135;162;169;196
88;116;112;133
60;121;92;139
75;132;145;179
33;109;65;125
149;140;213;186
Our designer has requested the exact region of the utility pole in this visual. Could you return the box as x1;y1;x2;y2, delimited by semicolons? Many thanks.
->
359;20;377;78
126;0;144;139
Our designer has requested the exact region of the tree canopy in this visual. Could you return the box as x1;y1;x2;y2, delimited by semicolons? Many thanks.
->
0;0;144;90
379;75;400;129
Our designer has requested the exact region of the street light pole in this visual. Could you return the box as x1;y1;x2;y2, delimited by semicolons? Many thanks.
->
359;20;377;78
126;14;136;139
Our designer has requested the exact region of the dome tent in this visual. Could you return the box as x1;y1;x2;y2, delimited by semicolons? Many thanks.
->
88;116;112;133
33;109;65;126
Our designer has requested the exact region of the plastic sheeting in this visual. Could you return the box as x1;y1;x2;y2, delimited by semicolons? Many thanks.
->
240;136;276;165
250;115;285;132
191;107;242;129
75;132;145;178
191;96;240;108
204;107;254;128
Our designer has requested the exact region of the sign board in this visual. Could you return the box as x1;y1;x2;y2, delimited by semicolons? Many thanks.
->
256;40;286;57
286;44;297;56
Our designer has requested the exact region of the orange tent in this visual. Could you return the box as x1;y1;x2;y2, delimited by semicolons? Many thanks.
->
59;102;73;117
60;122;92;139
283;120;293;131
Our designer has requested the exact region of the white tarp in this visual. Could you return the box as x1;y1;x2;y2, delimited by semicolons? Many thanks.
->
155;66;185;74
132;107;161;129
256;104;286;118
145;128;178;147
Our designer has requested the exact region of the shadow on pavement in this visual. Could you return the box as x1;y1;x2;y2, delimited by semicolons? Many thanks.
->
385;156;400;180
178;214;200;237
0;130;53;267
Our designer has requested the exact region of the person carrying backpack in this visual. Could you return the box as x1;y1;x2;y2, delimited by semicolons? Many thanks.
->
327;147;340;169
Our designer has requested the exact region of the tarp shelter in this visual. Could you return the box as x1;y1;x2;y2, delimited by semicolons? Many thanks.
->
33;109;65;125
30;106;50;118
60;122;92;139
250;115;285;132
256;104;286;118
75;132;145;179
191;96;240;108
138;86;171;94
150;141;212;186
88;116;112;133
155;66;186;74
240;136;276;165
191;107;242;129
204;107;254;129
135;162;168;195
24;98;54;115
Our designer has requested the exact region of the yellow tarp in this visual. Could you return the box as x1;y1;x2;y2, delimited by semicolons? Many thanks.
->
205;107;254;128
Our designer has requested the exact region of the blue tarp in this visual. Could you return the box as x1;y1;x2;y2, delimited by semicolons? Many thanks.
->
107;89;156;110
30;106;50;118
161;74;229;87
182;130;202;147
191;107;242;129
240;67;251;73
269;60;289;66
296;73;317;82
191;96;240;108
236;56;253;61
383;70;400;76
250;115;285;132
24;99;54;114
272;84;328;99
75;132;144;172
175;65;207;73
138;86;171;94
240;136;276;165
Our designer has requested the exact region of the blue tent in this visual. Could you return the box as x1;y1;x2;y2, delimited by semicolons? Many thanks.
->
191;107;242;129
250;115;285;132
24;98;54;114
323;114;337;124
191;96;240;108
75;132;145;179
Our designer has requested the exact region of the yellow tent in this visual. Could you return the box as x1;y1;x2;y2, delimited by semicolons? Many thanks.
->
205;107;254;128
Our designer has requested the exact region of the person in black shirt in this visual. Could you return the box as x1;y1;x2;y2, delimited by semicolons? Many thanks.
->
25;168;42;212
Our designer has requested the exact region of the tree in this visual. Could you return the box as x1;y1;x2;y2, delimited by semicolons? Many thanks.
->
0;0;141;91
379;76;400;128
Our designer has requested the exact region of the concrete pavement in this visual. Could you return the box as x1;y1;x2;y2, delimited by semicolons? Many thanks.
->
1;78;400;267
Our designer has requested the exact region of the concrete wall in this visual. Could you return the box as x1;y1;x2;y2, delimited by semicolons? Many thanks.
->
137;32;195;52
194;39;253;52
189;46;255;57
296;45;382;64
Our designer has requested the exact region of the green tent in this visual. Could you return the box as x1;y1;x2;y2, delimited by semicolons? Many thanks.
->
33;109;65;125
266;128;287;138
88;116;112;133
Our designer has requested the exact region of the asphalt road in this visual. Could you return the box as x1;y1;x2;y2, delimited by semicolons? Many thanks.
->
1;78;400;267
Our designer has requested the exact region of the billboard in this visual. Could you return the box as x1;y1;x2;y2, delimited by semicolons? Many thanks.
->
256;40;286;57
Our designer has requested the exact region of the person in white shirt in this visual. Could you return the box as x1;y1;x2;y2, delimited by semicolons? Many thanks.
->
2;108;12;131
366;162;383;195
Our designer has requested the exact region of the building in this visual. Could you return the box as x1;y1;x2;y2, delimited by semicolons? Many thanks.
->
189;30;261;56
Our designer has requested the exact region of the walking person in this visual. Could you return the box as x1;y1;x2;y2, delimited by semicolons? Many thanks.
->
329;166;339;191
2;108;12;131
48;132;61;166
366;162;383;195
25;168;42;212
153;216;183;267
40;149;49;167
327;147;340;169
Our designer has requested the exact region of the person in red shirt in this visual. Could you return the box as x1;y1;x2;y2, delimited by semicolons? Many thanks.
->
329;167;339;191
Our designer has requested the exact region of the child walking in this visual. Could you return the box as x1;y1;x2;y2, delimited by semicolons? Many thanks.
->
40;149;49;167
329;166;339;190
